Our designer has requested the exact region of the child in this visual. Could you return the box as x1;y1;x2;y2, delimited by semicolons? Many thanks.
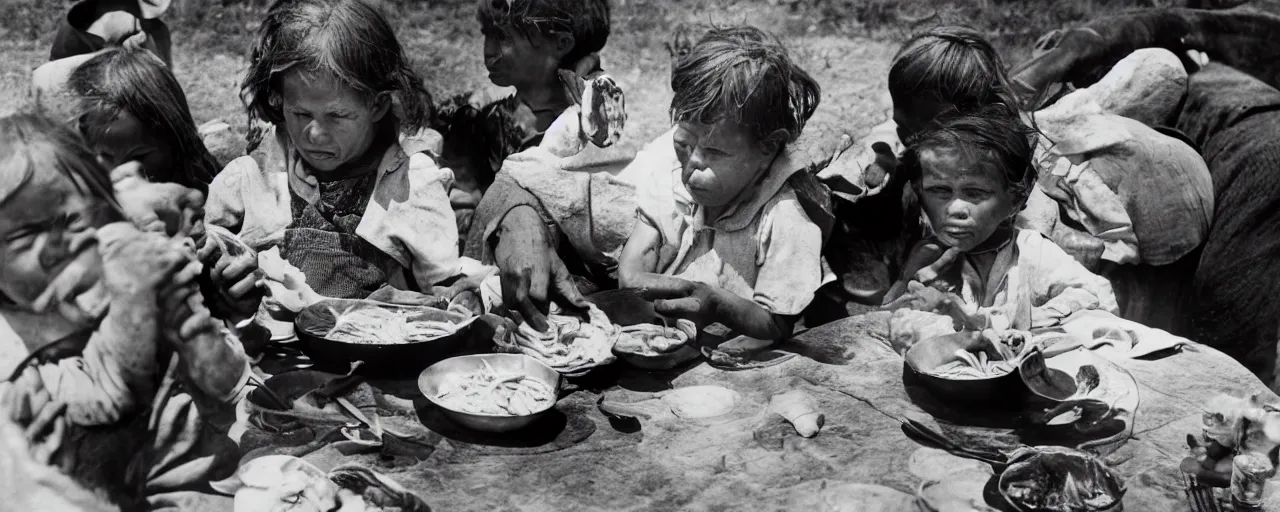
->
205;0;470;302
823;25;1210;331
0;113;249;511
51;0;172;68
474;0;612;145
461;0;631;329
617;26;829;342
457;0;618;250
883;107;1118;331
69;45;219;194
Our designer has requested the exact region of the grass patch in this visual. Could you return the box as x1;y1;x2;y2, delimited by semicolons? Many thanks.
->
0;0;1176;151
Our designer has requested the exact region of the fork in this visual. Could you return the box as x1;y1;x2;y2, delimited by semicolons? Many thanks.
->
1182;472;1224;512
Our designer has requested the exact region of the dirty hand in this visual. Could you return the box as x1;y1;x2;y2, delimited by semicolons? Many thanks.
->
493;207;588;332
196;233;264;321
0;410;115;512
0;373;66;467
636;274;721;327
882;281;981;331
158;259;216;342
158;278;251;401
100;225;191;298
863;142;898;191
112;162;206;238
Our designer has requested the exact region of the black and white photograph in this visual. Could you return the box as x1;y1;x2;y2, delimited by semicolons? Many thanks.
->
0;0;1278;509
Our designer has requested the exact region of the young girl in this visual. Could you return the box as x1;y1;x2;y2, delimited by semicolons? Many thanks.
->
68;45;219;194
884;107;1118;331
0;113;250;511
205;0;470;301
617;26;830;342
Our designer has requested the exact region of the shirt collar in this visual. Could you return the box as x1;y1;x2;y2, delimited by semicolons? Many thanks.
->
273;128;408;204
672;141;814;233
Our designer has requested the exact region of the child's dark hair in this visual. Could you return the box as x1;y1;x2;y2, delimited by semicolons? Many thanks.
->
0;114;123;219
68;46;218;194
901;105;1038;205
242;0;433;150
476;0;610;68
670;25;820;150
888;25;1022;116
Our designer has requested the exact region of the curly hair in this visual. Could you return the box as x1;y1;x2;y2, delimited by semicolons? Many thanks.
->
900;105;1038;205
241;0;433;151
669;25;820;151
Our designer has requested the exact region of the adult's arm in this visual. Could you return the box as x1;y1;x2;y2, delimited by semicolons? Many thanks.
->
465;172;586;331
463;171;556;263
1011;8;1280;104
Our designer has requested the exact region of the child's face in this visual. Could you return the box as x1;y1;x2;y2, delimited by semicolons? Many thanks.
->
0;170;112;324
280;71;390;173
893;96;952;142
482;26;565;92
92;110;178;184
917;147;1019;251
673;119;774;209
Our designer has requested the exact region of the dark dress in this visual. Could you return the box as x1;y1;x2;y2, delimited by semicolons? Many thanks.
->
51;0;173;67
280;172;400;300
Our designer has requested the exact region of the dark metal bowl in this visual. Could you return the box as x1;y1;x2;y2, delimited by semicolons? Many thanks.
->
590;289;701;370
293;298;476;376
904;331;1027;405
418;353;561;433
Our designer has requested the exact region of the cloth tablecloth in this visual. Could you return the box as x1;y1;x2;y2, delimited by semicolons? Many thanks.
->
249;313;1273;511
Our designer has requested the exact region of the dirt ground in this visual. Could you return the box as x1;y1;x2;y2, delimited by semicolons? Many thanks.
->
0;0;1167;154
0;0;967;155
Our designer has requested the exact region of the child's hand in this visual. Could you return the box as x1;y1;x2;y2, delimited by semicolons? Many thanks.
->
864;142;898;190
0;378;66;467
157;278;251;402
86;10;141;45
112;162;206;238
99;225;191;299
196;233;264;321
158;261;217;342
635;274;721;326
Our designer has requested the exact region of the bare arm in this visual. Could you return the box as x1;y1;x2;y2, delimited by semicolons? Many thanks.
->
617;215;663;289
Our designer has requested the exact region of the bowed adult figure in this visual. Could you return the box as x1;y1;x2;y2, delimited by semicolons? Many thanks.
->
1012;8;1280;387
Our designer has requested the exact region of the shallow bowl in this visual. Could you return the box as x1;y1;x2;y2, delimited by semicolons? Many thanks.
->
418;353;562;433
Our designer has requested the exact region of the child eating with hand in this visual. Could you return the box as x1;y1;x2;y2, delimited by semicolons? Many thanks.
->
883;107;1117;331
0;113;249;511
205;0;478;303
617;26;830;342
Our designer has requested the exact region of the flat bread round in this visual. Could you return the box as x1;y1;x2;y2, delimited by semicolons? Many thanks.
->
662;385;739;419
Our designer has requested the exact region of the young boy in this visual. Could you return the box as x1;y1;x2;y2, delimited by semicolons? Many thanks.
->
883;107;1118;331
617;26;830;342
0;114;247;511
462;0;632;329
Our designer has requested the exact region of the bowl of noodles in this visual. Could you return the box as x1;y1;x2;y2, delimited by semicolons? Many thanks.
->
294;298;479;376
904;331;1027;405
590;289;702;370
418;354;561;433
